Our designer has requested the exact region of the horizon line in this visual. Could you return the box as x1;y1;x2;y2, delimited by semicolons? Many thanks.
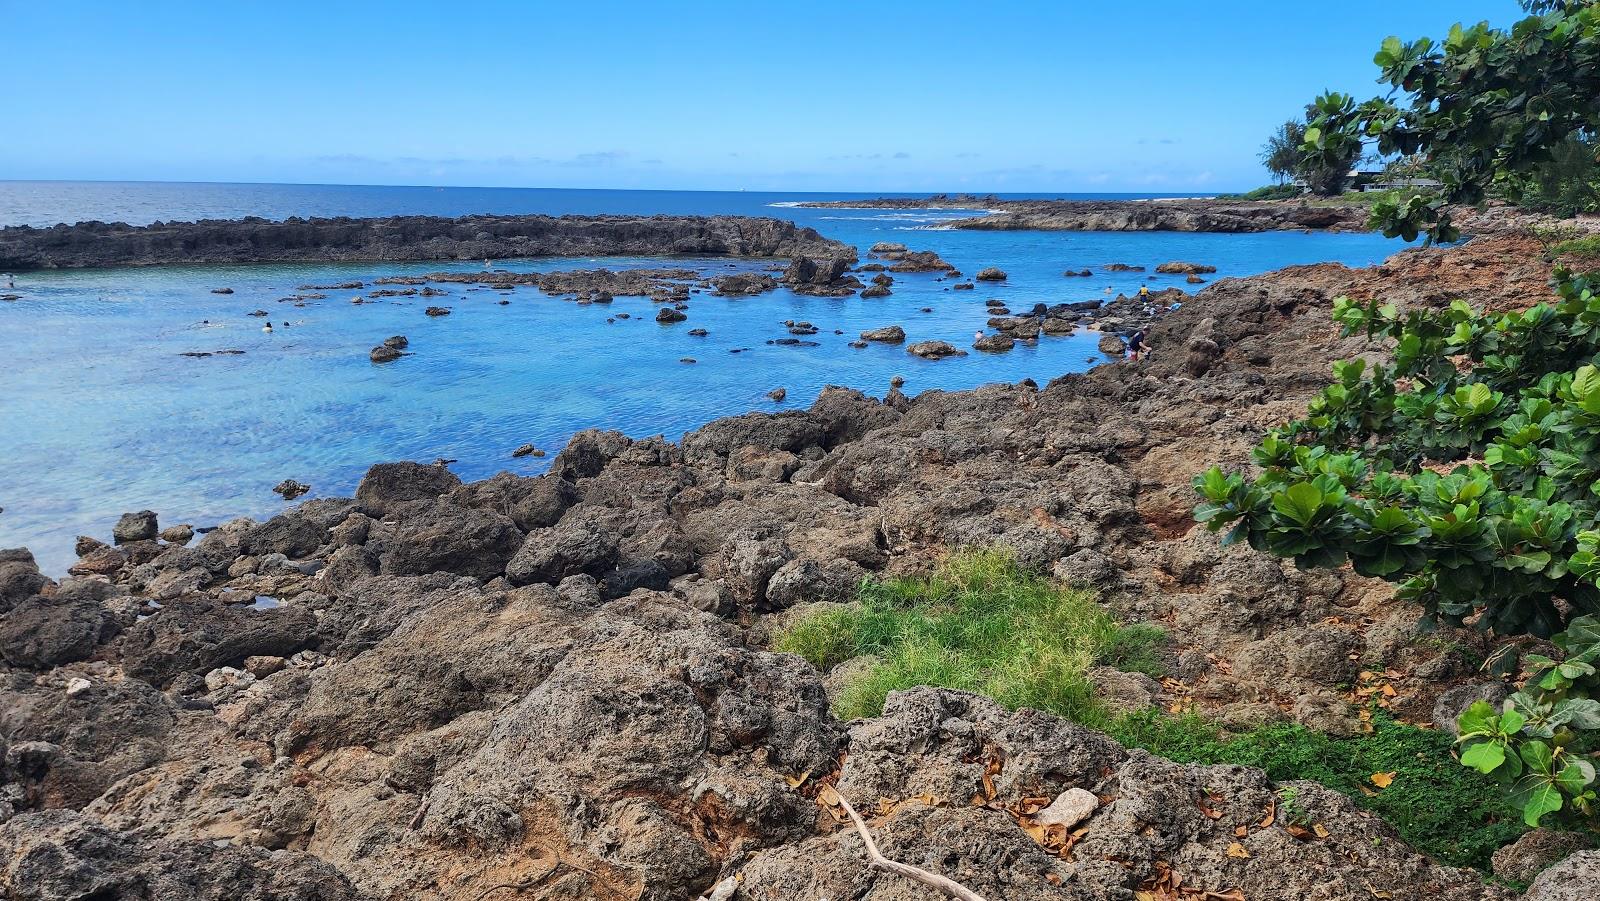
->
0;177;1232;197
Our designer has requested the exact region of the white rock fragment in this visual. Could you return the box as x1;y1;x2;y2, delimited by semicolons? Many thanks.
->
1034;787;1099;829
65;677;92;696
204;666;256;692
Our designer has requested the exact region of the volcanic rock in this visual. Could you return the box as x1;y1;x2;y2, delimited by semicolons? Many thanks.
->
907;340;965;359
112;511;159;544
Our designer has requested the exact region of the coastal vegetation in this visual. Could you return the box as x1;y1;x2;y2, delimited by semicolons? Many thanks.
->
1194;0;1600;839
773;549;1167;725
1215;184;1303;201
1299;1;1600;242
1194;275;1600;825
1112;711;1531;871
778;551;1541;871
1260;116;1363;196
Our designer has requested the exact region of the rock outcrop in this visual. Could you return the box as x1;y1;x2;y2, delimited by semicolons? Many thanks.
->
799;196;1372;232
0;214;854;270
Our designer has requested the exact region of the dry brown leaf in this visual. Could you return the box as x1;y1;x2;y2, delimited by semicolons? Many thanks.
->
1225;842;1251;859
1259;800;1276;828
1233;825;1249;838
1313;823;1331;839
1369;771;1395;789
783;769;811;789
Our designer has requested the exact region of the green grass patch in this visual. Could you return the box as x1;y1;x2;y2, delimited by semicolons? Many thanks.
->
1215;184;1303;201
1107;709;1530;871
1551;234;1600;258
774;549;1167;726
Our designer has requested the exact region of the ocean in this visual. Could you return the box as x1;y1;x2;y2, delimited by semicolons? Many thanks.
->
0;181;1408;573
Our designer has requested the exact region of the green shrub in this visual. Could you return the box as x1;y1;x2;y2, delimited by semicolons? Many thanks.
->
773;549;1160;725
1456;615;1600;828
1108;710;1533;870
1194;272;1600;638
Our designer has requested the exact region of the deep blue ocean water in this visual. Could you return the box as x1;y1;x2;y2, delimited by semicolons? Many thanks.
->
0;181;1410;573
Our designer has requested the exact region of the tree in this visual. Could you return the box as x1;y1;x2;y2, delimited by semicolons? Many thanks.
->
1302;2;1600;241
1262;103;1365;196
1514;133;1600;217
1260;120;1305;184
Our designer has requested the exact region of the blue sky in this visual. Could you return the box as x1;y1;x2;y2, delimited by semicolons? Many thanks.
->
2;1;1519;192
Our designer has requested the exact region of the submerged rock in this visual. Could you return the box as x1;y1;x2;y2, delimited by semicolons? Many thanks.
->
860;325;906;343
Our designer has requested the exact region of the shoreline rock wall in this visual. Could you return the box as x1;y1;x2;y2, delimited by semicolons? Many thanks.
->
0;213;855;270
801;196;1373;232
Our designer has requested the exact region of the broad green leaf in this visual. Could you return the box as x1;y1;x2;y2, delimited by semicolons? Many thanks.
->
1272;482;1326;525
1522;783;1564;826
1520;740;1556;776
1456;700;1498;737
1557;759;1596;795
1460;740;1507;774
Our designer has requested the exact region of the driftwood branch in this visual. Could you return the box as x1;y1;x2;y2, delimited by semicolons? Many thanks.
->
831;789;989;901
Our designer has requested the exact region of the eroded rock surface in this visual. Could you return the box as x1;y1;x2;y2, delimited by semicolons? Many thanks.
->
0;227;1569;899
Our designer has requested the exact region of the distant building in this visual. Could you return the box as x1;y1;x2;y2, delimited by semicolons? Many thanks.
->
1362;176;1444;192
1290;169;1442;193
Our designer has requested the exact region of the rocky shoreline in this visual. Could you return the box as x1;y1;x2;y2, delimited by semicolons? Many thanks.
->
4;220;1595;898
0;213;854;270
800;195;1374;232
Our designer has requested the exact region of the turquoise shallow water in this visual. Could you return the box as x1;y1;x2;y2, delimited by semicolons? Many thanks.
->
0;183;1410;573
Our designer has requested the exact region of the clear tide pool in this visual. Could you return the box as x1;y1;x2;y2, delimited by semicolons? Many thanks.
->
0;183;1410;573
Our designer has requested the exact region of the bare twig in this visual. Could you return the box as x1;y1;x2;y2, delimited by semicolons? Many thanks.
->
407;793;430;830
830;789;989;901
